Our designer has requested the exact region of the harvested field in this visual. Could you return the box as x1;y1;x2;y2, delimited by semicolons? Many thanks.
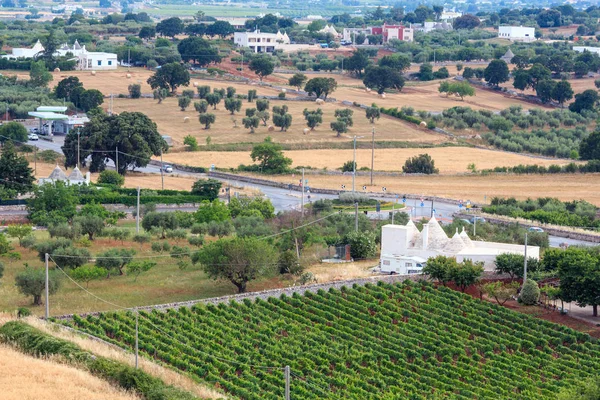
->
0;344;139;400
240;172;600;206
112;97;443;145
161;147;574;174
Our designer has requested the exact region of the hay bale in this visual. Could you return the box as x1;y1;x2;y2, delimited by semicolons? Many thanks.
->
193;82;198;87
315;98;324;105
53;68;60;73
419;121;427;128
281;88;286;93
183;117;190;123
379;93;386;99
91;71;96;76
303;128;310;135
366;88;371;92
268;125;275;132
126;73;132;79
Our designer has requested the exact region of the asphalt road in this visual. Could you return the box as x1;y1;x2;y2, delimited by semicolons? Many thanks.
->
27;137;598;248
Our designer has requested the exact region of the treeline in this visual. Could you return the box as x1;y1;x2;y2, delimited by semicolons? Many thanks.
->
483;197;599;229
482;128;586;158
480;161;600;175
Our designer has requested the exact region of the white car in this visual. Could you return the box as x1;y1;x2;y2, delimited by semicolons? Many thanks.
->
162;165;173;173
528;227;544;233
28;133;39;141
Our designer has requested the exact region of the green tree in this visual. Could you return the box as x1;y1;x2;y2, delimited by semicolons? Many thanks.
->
138;26;155;41
248;55;274;81
453;14;480;29
147;62;190;93
228;196;274;219
97;170;124;187
343;230;376;260
330;120;347;137
128;83;142;99
334;109;353;127
303;108;323;130
197;85;211;99
199;113;216;129
224;98;242;115
206;20;234;38
27;182;77;226
178;96;191;111
0;141;34;195
552;80;574;108
520;279;540;305
569;89;599;114
96;248;136;276
153;88;168;104
6;224;32;247
345;49;370;77
191;178;221;200
0;122;28;144
177;37;221;66
194;100;208;113
378;53;411;71
422;255;457;286
29;60;52;87
484;60;509;87
365;106;380;124
256;99;269;112
535;79;557;104
192;236;277;293
304;77;337;99
418;63;434;81
242;115;260;133
156;17;184;38
15;267;60;305
288;73;307;91
205;93;221;110
127;260;156;281
557;248;600;316
69;265;106;288
250;138;292;173
54;76;83;102
63;111;167;175
557;376;600;400
195;199;231;223
77;89;104;112
142;212;178;238
451;260;484;292
483;281;520;305
73;215;104;240
272;113;292;132
402;153;439;174
183;135;199;151
341;160;356;172
363;66;405;94
580;131;600;161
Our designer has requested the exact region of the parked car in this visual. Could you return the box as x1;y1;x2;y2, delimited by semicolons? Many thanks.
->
460;219;472;225
528;227;544;233
162;165;173;173
470;216;486;223
27;133;39;141
29;127;39;133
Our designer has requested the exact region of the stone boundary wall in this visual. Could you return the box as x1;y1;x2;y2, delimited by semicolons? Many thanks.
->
53;271;504;320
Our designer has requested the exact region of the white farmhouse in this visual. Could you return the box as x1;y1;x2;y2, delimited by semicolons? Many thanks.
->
379;216;540;274
233;30;290;53
2;39;118;70
574;46;600;56
498;26;536;42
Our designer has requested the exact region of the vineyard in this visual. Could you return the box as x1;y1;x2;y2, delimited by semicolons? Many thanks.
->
64;281;600;399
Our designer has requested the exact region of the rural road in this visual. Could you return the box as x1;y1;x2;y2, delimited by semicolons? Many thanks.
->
27;138;597;249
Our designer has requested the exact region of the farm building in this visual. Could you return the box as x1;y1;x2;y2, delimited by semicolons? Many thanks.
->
2;39;117;70
574;46;600;56
233;30;290;53
498;26;536;42
379;216;539;274
342;24;413;44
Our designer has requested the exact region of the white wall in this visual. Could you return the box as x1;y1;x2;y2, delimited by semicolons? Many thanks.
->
574;46;600;55
498;26;535;41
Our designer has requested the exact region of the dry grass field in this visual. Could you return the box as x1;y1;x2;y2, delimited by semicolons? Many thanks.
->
242;172;600;206
112;97;442;145
161;147;573;174
0;344;139;400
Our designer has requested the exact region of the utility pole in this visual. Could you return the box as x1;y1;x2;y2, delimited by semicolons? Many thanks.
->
77;131;80;169
160;149;164;190
44;253;49;319
474;216;477;237
136;186;140;234
391;200;395;225
354;202;358;232
241;52;244;74
352;136;357;192
128;49;131;72
301;168;305;217
523;232;528;285
34;145;37;174
370;127;374;186
284;365;290;400
115;146;119;173
135;308;139;369
431;200;434;218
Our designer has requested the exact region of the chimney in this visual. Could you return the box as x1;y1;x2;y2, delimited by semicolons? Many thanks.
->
422;223;429;249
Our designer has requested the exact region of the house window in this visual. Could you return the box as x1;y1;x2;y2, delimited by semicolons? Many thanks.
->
405;262;413;267
383;260;390;266
97;60;102;66
108;61;112;66
87;59;92;68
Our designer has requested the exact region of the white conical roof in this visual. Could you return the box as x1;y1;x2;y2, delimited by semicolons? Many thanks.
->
73;39;81;50
502;48;515;60
425;215;449;250
68;166;84;181
48;165;67;181
406;219;421;247
460;227;474;247
444;229;467;253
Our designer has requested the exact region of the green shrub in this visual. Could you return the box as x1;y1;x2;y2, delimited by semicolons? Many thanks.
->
97;170;125;187
520;279;540;305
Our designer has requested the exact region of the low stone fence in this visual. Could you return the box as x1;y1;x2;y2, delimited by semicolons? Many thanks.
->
53;271;504;320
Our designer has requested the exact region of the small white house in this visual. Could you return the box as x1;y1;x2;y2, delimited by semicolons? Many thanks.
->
498;26;536;42
380;216;540;273
574;46;600;56
233;30;290;53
